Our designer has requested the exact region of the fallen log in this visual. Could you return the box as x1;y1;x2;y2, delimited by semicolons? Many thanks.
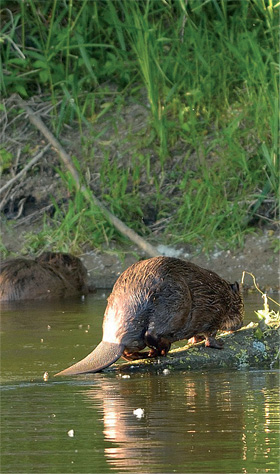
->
111;321;279;374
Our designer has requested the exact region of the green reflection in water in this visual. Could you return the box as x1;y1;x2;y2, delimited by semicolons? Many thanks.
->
1;292;279;473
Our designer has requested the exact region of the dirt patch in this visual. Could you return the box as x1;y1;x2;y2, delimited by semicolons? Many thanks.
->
1;96;279;292
1;217;279;291
78;230;279;291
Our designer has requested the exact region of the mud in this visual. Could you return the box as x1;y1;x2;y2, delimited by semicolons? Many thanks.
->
79;232;279;291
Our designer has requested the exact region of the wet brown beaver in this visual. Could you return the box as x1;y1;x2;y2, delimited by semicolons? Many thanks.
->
0;252;93;301
55;256;244;376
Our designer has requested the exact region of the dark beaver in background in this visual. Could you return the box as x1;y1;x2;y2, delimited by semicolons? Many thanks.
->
0;252;93;301
56;256;244;376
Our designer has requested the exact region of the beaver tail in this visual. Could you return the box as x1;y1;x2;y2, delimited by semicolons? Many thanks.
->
54;341;124;376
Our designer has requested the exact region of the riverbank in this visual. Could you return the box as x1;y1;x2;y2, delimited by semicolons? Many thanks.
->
114;319;280;375
1;223;279;291
79;230;279;291
1;3;278;292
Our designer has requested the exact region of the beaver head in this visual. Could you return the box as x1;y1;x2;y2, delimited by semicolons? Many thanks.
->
220;281;244;332
36;252;89;293
0;252;92;301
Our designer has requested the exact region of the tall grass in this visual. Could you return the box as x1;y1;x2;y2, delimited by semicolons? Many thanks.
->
1;0;279;252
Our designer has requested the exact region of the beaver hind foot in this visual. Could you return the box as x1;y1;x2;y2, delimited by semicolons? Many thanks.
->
145;332;171;356
188;335;205;345
204;336;224;349
122;332;171;361
189;334;224;349
122;350;151;361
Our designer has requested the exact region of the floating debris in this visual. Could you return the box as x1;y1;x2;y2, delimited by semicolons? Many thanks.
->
162;368;170;375
68;429;75;437
133;408;144;419
122;375;130;379
43;371;49;381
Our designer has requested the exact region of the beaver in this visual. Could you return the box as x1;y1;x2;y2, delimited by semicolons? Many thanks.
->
55;256;244;376
0;252;93;301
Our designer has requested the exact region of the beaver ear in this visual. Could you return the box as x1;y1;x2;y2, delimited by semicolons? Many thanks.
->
230;281;240;293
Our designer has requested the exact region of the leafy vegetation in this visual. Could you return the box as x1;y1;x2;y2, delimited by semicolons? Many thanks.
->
242;271;280;327
1;0;279;253
255;293;280;327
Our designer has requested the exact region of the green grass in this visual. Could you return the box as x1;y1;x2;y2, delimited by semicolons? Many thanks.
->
1;0;279;254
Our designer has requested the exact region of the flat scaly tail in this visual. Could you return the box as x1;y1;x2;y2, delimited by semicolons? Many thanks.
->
54;341;124;376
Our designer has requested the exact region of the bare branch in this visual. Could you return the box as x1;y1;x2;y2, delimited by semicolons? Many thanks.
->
0;143;51;195
15;96;160;258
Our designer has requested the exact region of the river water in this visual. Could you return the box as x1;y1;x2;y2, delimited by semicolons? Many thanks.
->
1;292;279;473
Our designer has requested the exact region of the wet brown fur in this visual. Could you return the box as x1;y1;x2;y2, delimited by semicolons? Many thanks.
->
55;256;244;375
104;256;244;358
0;252;93;301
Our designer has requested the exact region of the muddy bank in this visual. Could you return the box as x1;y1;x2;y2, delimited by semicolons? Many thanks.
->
108;321;279;375
1;97;278;293
80;230;279;291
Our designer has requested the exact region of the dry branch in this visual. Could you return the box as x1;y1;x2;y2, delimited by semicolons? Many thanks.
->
15;96;160;258
0;143;50;196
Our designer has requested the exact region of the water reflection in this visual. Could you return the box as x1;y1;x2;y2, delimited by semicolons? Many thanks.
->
81;371;279;473
1;291;279;473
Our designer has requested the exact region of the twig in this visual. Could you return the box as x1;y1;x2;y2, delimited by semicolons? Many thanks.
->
180;1;188;43
0;143;51;195
15;95;160;258
241;271;280;307
15;96;82;182
11;147;21;178
13;203;54;227
0;187;11;212
254;213;279;224
14;197;26;219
